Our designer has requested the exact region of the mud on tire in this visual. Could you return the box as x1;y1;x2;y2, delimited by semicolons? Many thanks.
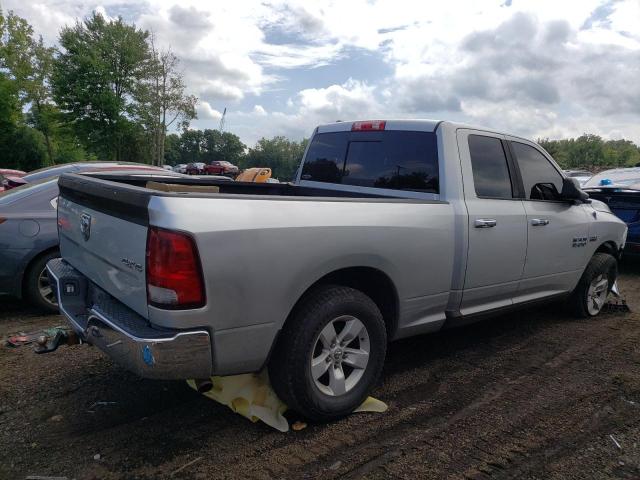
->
568;252;617;318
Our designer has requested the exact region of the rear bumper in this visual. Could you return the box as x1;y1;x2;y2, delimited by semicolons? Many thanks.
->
46;258;212;379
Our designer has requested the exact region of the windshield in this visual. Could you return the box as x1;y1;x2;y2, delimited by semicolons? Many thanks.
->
0;178;57;205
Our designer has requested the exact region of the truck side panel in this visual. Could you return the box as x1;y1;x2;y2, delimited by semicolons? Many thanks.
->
146;195;456;374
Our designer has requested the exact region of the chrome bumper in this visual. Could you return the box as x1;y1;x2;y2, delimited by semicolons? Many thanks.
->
46;258;212;380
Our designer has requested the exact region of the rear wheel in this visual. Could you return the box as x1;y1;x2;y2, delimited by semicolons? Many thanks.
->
24;250;60;314
269;285;387;422
569;252;617;317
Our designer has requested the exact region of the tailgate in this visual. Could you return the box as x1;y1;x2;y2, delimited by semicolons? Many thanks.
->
57;174;151;318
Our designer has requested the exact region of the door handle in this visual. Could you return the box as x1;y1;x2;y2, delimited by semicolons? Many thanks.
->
474;218;497;228
531;218;550;226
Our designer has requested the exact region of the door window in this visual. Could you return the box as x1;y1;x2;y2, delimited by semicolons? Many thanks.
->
468;135;513;199
511;142;563;201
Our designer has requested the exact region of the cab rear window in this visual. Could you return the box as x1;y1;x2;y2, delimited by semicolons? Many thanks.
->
301;130;439;193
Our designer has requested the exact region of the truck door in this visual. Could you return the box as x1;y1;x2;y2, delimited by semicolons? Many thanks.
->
506;139;591;301
456;130;527;316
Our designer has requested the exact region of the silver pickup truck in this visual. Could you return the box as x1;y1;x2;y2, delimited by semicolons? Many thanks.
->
48;119;627;421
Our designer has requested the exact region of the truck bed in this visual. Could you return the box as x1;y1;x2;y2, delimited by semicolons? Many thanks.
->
62;172;397;199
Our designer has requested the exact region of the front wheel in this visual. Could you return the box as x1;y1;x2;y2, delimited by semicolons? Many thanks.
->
269;285;387;422
569;252;617;317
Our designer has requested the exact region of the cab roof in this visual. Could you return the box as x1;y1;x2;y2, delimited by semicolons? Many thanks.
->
315;119;531;142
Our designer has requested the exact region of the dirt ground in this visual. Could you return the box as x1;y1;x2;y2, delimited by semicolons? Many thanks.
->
1;260;639;480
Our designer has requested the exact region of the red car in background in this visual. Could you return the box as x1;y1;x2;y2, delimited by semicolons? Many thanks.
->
0;169;27;191
0;169;26;177
204;161;239;177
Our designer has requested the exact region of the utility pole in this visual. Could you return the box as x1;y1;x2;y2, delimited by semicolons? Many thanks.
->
219;107;227;132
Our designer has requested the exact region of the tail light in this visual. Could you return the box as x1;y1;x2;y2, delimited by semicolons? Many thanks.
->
146;227;205;309
351;120;386;131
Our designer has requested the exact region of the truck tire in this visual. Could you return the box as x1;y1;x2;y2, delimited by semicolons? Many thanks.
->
24;250;60;314
269;285;387;422
568;252;617;318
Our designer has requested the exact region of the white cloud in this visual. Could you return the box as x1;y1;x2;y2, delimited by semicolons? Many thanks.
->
252;105;267;116
198;101;223;120
297;79;378;119
3;0;639;145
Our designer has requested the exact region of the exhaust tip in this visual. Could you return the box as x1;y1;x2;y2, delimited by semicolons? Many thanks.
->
194;378;213;393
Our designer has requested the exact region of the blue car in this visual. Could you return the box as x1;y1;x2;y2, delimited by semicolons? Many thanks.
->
0;165;197;312
583;167;640;255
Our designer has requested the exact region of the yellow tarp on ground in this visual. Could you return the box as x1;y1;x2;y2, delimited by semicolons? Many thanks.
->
187;371;387;432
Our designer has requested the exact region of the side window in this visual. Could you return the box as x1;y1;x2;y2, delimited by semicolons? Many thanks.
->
511;142;563;201
468;135;513;199
301;132;348;184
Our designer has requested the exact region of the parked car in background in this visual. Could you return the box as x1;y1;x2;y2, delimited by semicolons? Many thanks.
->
2;176;27;190
186;162;206;175
205;160;239;177
0;166;182;312
583;167;640;254
1;162;167;192
0;168;26;177
1;169;28;190
162;165;174;171
174;164;187;174
563;169;592;187
49;119;626;421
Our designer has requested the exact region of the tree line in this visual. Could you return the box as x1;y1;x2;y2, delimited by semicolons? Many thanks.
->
1;9;638;177
0;9;195;169
538;134;640;170
165;130;308;181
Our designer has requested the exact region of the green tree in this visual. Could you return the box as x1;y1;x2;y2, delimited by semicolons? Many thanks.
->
539;134;639;170
201;129;245;164
53;12;152;161
243;136;308;180
0;10;57;164
163;133;181;165
0;71;47;170
178;129;205;163
140;39;197;165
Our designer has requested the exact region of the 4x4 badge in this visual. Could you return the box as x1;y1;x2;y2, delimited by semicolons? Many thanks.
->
80;213;92;241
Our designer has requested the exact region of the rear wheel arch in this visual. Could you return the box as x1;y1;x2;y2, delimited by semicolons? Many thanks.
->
284;266;399;341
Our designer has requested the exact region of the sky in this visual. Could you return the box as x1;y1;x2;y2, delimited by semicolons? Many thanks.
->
2;0;640;147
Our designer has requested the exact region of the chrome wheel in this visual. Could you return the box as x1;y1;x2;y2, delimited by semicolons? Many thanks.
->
310;315;370;396
586;274;609;315
38;266;57;307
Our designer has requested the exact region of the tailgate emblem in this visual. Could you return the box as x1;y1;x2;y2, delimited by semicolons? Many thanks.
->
80;213;92;241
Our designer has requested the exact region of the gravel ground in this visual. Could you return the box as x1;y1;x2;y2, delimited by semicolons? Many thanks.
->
1;258;639;480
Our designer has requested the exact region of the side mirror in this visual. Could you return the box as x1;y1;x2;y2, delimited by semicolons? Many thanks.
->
561;177;589;203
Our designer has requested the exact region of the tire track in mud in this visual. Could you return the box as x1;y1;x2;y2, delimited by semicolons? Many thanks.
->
243;314;639;480
2;270;639;480
342;316;640;480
